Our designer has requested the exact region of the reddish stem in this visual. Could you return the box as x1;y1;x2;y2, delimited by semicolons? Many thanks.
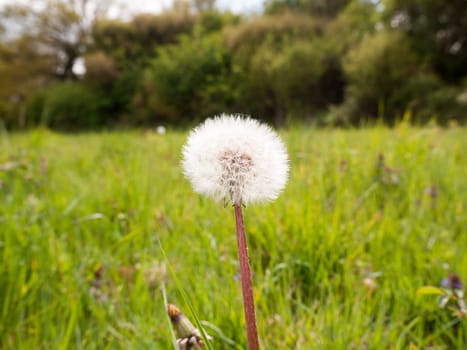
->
234;204;259;350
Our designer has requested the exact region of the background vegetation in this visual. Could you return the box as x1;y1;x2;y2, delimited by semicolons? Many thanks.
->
0;0;466;129
1;125;466;348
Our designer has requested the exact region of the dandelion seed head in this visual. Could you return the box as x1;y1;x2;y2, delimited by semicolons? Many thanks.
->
182;114;289;205
156;125;166;135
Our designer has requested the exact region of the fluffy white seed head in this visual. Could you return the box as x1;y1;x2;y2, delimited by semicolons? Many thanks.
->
182;114;289;205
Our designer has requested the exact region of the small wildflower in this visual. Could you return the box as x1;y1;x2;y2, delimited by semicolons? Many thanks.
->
89;265;110;303
441;273;463;290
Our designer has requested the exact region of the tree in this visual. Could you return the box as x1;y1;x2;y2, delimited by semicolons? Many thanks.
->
0;33;59;126
265;0;351;19
192;0;217;13
384;0;467;82
92;12;197;66
172;0;217;13
1;0;112;79
332;31;423;123
141;33;236;123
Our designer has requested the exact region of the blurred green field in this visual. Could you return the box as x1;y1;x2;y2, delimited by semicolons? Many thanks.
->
0;125;466;349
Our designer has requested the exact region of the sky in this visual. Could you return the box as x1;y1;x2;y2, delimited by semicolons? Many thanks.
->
0;0;264;17
107;0;263;18
121;0;263;14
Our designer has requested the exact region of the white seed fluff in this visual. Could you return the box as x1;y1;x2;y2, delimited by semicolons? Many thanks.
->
182;114;289;205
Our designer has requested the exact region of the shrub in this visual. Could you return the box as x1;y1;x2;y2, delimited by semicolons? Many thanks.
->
326;0;377;52
273;39;343;114
0;100;11;126
332;31;421;123
235;37;343;125
93;12;197;66
198;10;241;34
84;52;135;123
225;13;336;125
329;34;467;125
265;0;351;18
39;82;103;129
24;91;46;127
384;0;467;83
224;13;322;55
84;52;118;86
141;33;237;124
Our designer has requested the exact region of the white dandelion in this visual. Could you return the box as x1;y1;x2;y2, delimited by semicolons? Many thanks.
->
181;114;289;350
182;114;289;206
156;125;167;135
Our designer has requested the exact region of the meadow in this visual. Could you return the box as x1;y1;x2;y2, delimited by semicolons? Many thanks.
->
0;124;466;349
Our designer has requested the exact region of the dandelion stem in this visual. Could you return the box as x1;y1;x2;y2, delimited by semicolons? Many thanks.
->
234;204;259;350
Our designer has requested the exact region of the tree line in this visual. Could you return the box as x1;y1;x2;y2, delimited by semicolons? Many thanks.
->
0;0;466;129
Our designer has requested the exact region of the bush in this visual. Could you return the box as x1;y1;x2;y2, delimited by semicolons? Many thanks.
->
84;52;139;124
35;82;104;129
331;31;421;123
93;12;197;66
234;37;343;125
326;0;377;52
141;33;237;124
84;52;118;86
24;91;46;127
224;13;336;125
224;13;323;64
0;100;11;126
273;39;343;115
198;10;241;34
328;32;467;125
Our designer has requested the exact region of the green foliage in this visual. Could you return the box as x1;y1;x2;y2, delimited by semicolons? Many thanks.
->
276;38;342;109
83;52;140;123
0;126;466;348
24;91;46;127
394;75;467;122
88;12;201;127
131;12;197;49
417;275;466;319
142;33;237;123
92;12;198;66
265;0;351;18
240;38;343;124
332;31;422;123
326;0;377;52
34;82;104;129
225;13;333;124
0;37;55;128
198;10;241;34
329;30;467;124
91;19;136;63
383;0;467;82
84;51;118;86
225;12;321;55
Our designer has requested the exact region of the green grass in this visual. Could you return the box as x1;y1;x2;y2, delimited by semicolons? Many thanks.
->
1;124;466;349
